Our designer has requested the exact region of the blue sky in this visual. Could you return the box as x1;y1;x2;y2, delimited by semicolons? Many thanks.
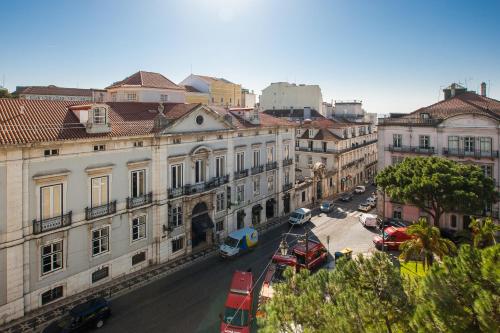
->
1;0;499;114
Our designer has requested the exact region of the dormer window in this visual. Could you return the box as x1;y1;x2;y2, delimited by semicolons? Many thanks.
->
160;94;169;102
420;113;430;120
127;93;137;101
308;129;313;137
93;107;107;125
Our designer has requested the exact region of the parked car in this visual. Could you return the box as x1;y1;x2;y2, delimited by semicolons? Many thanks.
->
373;226;412;250
43;297;111;333
377;218;407;229
354;185;366;194
359;213;378;228
358;202;372;212
366;197;377;207
219;227;258;258
339;193;353;202
289;208;312;226
320;201;335;213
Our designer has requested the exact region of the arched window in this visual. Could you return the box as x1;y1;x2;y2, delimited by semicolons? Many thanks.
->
450;215;457;228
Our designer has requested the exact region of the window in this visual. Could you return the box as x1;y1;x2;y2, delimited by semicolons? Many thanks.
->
237;210;245;229
308;129;313;137
173;138;181;144
330;178;333;187
217;134;223;140
448;136;459;151
255;131;259;136
131;170;145;198
170;204;183;227
267;176;274;192
160;94;169;102
253;150;260;168
419;135;430;149
216;220;224;232
420;113;430;119
295;155;299;163
92;226;109;256
40;184;62;220
197;136;204;142
307;156;312;165
41;241;63;275
171;164;183;189
393;134;402;148
392;156;404;165
132;251;146;265
238;132;243;137
284;169;290;184
253;177;260;195
215;156;225;178
268;130;273;134
212;97;215;103
393;210;402;219
111;92;117;102
127;93;137;101
172;237;184;253
132;215;146;242
450;215;457;229
195;160;205;183
237;184;245;203
93;108;106;124
92;266;109;283
236;152;245;172
221;97;224;103
91;176;109;207
295;140;299;148
266;147;274;162
480;137;492;154
93;144;106;151
283;145;290;159
133;141;143;147
44;149;59;157
302;191;306;202
308;140;313;150
481;165;493;178
41;286;63;305
464;137;474;153
216;192;225;211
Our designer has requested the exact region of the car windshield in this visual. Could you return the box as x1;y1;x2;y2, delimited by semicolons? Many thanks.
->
291;212;302;219
382;231;392;240
223;307;249;327
321;202;330;207
224;237;239;248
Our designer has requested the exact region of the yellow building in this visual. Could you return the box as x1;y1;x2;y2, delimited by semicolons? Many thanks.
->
180;74;242;107
182;85;210;104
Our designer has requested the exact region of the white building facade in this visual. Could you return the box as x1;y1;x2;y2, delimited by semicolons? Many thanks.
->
260;82;323;115
0;99;295;324
377;85;500;230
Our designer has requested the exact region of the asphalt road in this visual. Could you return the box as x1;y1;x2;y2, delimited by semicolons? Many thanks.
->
101;189;377;333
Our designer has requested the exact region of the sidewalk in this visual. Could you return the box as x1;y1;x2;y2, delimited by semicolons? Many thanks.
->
1;214;292;333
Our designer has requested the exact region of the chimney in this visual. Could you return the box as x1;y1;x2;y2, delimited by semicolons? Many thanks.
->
481;82;487;97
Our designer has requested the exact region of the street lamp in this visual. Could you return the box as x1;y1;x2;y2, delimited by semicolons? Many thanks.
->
279;238;289;256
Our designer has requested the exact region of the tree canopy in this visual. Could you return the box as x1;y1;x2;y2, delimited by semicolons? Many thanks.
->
376;157;497;226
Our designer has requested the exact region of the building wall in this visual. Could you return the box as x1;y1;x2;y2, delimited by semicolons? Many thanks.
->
242;92;256;108
260;82;323;114
185;92;210;104
180;76;241;107
19;94;92;102
107;87;186;103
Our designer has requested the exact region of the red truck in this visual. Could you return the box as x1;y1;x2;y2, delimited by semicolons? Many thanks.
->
373;226;412;250
257;239;327;317
220;271;253;333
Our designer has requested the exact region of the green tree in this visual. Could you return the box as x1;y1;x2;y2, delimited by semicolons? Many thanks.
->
399;218;456;269
469;217;499;249
259;252;413;333
0;88;12;98
412;244;500;333
375;157;497;227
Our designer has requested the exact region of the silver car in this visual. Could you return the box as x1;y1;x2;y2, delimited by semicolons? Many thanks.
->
320;201;334;213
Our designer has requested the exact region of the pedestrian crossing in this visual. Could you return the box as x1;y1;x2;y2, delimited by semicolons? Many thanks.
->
336;207;365;218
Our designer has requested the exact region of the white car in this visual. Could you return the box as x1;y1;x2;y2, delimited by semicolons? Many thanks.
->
289;208;312;226
358;202;372;212
354;185;366;194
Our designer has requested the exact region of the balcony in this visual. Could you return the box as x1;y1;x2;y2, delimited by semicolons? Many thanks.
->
385;145;435;155
283;183;293;192
251;165;264;175
442;148;499;159
33;212;72;235
282;158;293;167
297;139;377;155
127;192;153;209
168;175;230;199
265;161;278;171
342;157;365;170
85;201;117;220
234;169;249;180
378;117;442;126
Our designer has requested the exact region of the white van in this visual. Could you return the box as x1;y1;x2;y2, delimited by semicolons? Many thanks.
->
289;208;312;226
359;213;378;228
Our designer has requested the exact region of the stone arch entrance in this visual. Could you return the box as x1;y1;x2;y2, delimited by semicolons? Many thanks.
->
191;202;214;248
266;199;275;219
312;162;326;200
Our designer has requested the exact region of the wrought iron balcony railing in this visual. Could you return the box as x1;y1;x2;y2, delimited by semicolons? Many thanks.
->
283;183;293;192
282;158;293;167
378;117;442;126
385;145;435;155
234;169;249;180
127;192;153;209
33;212;72;235
85;201;117;220
251;165;264;175
442;148;499;159
167;175;230;199
265;161;278;171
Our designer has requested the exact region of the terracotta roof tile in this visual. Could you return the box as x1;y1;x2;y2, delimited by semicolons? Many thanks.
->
15;86;100;97
107;71;182;90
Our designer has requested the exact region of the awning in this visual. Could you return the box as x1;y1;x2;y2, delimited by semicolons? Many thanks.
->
191;213;214;235
252;204;263;212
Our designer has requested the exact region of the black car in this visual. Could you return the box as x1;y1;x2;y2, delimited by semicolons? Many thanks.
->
339;193;354;202
377;218;408;230
43;297;111;333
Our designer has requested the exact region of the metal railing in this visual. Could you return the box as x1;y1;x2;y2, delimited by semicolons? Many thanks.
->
167;175;230;199
126;192;153;209
265;161;278;171
234;169;249;180
282;158;293;167
85;201;117;220
442;148;499;159
297;139;377;155
378;117;442;126
251;165;264;175
283;183;293;192
385;145;435;155
33;212;72;235
342;157;365;170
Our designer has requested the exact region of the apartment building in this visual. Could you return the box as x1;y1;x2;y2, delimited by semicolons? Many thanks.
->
260;82;324;116
377;83;500;230
182;85;210;104
295;118;377;200
0;98;295;323
179;74;242;107
15;85;106;102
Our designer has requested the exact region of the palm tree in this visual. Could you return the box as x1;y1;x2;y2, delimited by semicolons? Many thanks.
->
469;217;499;248
399;218;456;269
